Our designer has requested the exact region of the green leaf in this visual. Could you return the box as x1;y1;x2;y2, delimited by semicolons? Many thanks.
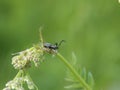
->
81;67;87;81
87;72;94;88
64;83;82;89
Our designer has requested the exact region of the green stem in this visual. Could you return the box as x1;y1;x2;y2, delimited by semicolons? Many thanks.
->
25;70;39;90
14;70;24;79
56;53;92;90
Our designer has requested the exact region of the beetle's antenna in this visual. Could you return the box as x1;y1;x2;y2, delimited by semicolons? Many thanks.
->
58;40;65;47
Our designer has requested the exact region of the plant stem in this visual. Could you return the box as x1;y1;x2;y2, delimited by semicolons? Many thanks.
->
25;70;39;90
14;70;24;79
56;53;92;90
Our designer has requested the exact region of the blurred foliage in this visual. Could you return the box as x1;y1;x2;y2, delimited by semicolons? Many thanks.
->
0;0;120;90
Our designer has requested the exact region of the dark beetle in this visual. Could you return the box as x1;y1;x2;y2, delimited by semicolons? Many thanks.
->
43;40;65;51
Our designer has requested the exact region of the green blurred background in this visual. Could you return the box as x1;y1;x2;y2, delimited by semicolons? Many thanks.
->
0;0;120;90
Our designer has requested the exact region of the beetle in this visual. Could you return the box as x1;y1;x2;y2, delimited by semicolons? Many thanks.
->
43;40;65;52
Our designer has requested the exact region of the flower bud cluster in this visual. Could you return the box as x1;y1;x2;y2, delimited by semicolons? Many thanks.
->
3;74;35;90
3;77;24;90
12;45;44;69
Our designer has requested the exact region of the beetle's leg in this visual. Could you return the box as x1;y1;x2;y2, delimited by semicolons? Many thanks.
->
54;43;58;46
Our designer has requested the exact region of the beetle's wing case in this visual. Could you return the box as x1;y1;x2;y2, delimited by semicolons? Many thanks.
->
43;43;52;48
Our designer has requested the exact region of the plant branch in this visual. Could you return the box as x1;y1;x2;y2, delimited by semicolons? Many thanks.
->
56;53;92;90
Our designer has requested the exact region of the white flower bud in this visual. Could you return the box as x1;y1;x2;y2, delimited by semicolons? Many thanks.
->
12;45;44;70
